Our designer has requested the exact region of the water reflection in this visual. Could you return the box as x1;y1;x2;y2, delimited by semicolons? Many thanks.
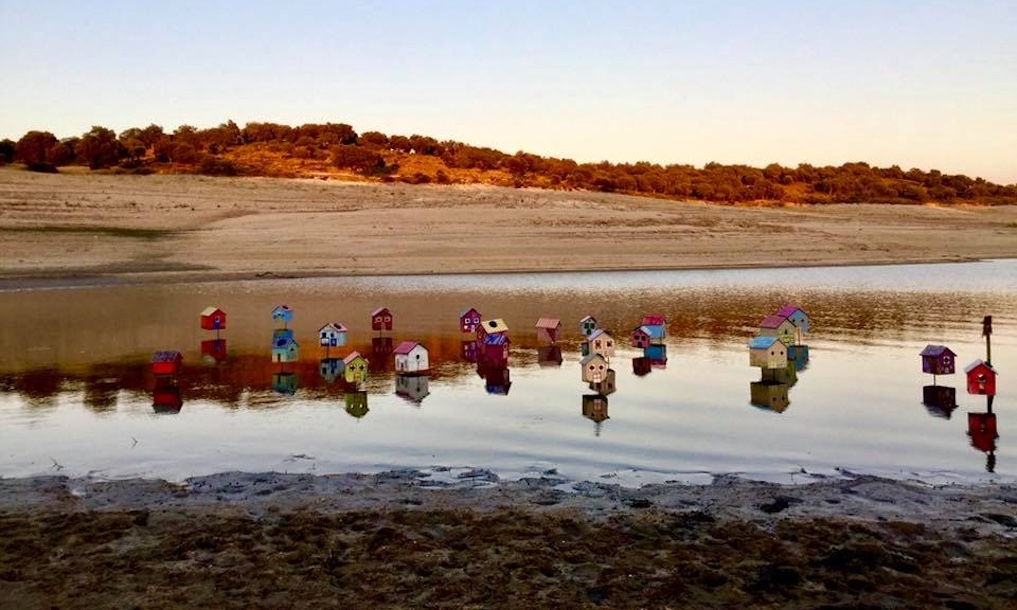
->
201;339;228;364
345;391;369;418
968;397;998;473
482;365;511;395
582;393;609;435
271;372;298;395
537;346;563;367
922;385;957;419
396;374;430;404
750;381;789;413
152;384;182;414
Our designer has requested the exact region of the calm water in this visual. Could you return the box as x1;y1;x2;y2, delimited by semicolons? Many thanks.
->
1;260;1014;485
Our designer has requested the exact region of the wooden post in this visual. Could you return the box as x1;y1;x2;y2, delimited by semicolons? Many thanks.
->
982;315;992;365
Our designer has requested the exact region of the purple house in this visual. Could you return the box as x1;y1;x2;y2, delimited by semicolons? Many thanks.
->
920;345;956;376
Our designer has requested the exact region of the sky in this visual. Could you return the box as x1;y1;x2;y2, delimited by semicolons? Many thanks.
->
1;1;1015;183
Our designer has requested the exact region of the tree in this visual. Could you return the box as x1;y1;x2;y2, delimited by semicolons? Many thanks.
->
15;130;58;166
46;139;78;166
75;126;121;169
0;139;17;165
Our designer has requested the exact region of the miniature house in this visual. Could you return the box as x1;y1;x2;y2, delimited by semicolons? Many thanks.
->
371;307;393;331
477;318;510;342
630;326;652;349
537;345;563;367
587;329;616;357
345;392;369;418
484;367;512;395
579;315;598;337
152;386;183;414
272;304;294;327
459;308;482;334
750;381;790;413
394;341;430;374
776;304;809;335
151;351;183;376
343;351;369;384
272;337;299;363
748;335;787;369
589;368;617;396
319;358;344;382
271;372;298;395
632;356;652;377
964;360;998;396
396;374;430;403
273;328;294;343
758;315;796;346
582;394;609;423
535;317;562;344
580;353;609;383
645;344;668;367
483;333;510;368
200;306;226;331
200;339;227;363
920;345;956;375
318;322;348;347
461;340;478;362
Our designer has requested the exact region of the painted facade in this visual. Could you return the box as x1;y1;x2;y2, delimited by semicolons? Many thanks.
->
200;306;226;331
394;341;430;374
318;322;349;347
580;353;609;383
748;335;787;369
343;351;369;383
371;307;393;331
459;308;482;334
920;345;957;375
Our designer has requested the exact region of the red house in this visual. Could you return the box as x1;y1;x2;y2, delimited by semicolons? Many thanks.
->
152;386;183;413
459;308;482;334
200;306;226;331
483;333;510;368
535;317;562;344
964;360;998;396
371;307;393;331
641;315;666;327
151;351;183;376
631;326;652;349
968;412;998;453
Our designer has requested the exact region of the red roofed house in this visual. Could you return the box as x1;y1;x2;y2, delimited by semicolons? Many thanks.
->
151;351;183;377
759;315;796;346
394;341;429;374
535;317;562;344
371;307;393;331
631;326;652;349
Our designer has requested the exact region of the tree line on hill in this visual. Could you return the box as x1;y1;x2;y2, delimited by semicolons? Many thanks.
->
2;120;1015;205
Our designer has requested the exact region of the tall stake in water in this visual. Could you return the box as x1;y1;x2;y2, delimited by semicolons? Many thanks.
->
982;315;992;365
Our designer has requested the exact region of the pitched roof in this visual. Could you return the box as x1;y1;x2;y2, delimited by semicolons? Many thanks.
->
319;322;347;333
484;334;509;345
748;335;781;350
759;315;790;329
535;317;561;329
152;350;182;362
480;318;509;334
776;304;806;319
393;340;424;355
920;344;956;357
201;306;223;317
459;307;480;318
641;315;666;326
588;329;612;341
963;359;998;374
641;324;665;339
371;307;391;317
580;315;596;324
343;351;367;364
580;353;607;365
272;304;291;313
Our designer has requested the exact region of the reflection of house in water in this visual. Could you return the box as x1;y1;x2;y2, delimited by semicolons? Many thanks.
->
922;385;957;418
968;397;997;473
396;374;430;404
582;394;609;435
787;344;809;370
461;340;478;363
319;358;344;382
632;356;652;377
589;368;617;396
484;366;512;395
152;385;183;414
750;381;790;413
345;391;369;418
201;339;228;364
271;372;298;395
645;344;667;368
371;337;394;372
761;362;797;387
537;345;563;367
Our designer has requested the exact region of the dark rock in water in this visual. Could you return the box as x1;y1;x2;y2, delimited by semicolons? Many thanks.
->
586;586;610;604
758;495;802;514
981;513;1017;528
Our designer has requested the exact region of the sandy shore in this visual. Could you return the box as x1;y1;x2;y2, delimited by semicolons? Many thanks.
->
2;168;1017;286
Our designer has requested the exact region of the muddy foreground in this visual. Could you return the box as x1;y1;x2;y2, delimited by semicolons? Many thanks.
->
1;471;1015;609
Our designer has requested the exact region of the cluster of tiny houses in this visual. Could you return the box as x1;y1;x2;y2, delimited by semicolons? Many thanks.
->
747;305;810;413
919;316;1000;472
459;308;513;395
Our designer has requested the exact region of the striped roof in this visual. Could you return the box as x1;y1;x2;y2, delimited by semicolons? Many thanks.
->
759;315;790;329
152;350;182;362
484;334;510;345
393;340;423;355
748;335;781;350
642;324;665;339
535;317;561;329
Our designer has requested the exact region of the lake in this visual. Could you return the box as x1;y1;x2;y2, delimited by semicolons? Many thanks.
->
1;260;1014;486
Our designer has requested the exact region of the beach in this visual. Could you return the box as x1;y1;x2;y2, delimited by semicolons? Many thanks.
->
2;168;1017;286
2;168;1016;608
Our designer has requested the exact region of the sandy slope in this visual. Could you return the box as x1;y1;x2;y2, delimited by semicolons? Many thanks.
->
2;168;1016;285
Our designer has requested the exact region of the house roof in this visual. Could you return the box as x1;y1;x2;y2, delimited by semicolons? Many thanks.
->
641;324;665;339
459;307;480;318
480;318;510;334
319;322;347;333
777;304;806;319
484;334;510;345
580;315;596;324
394;340;425;355
920;345;956;357
201;306;224;317
580;353;607;365
272;305;291;314
588;329;612;341
535;317;561;329
963;359;998;375
273;338;298;348
343;351;367;365
759;315;790;329
152;350;182;363
641;315;666;326
371;307;391;317
748;335;782;350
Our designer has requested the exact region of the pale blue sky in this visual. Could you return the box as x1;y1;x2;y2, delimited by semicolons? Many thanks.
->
2;1;1014;183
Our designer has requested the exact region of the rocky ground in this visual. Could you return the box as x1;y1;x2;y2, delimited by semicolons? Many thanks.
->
1;471;1015;609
